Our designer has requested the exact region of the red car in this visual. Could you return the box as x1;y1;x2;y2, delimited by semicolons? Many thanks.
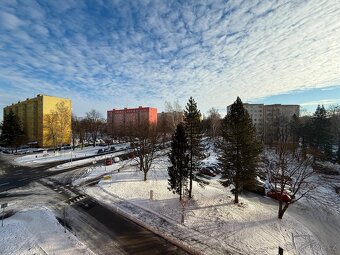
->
105;158;113;166
267;190;291;202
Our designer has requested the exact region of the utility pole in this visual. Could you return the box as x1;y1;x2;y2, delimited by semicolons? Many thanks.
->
1;203;8;227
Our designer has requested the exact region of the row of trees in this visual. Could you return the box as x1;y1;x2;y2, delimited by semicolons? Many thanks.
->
0;105;106;152
168;97;262;203
291;105;340;162
71;109;106;149
168;97;205;200
168;97;318;220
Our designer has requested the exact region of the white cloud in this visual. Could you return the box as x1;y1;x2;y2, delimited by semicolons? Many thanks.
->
0;0;340;119
300;99;340;107
0;11;24;29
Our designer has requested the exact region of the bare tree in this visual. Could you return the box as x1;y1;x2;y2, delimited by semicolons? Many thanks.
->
207;107;221;143
85;109;104;146
128;121;160;181
72;115;85;150
269;119;315;219
44;101;71;151
44;111;59;152
56;101;71;148
164;100;183;132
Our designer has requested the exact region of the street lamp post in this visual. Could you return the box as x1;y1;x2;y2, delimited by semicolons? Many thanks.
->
70;151;73;165
1;203;8;227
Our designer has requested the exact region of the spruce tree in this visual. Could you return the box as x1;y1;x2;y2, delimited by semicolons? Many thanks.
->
0;110;25;150
311;105;332;161
184;97;204;199
219;97;262;204
168;123;189;200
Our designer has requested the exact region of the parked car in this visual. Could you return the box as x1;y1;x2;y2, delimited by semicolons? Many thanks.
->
267;190;292;202
33;149;45;153
113;157;120;163
110;146;116;152
97;149;104;154
105;158;113;165
200;167;216;177
16;150;30;155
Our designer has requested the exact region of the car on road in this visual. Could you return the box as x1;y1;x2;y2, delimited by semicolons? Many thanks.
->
110;146;116;151
97;149;104;154
266;190;292;202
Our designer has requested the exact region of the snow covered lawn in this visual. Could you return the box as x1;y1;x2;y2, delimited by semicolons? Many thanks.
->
0;207;94;255
85;156;333;255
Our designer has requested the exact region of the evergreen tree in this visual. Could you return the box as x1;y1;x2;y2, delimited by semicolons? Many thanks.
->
168;123;189;200
184;97;204;199
219;97;262;203
311;105;332;161
290;114;300;150
0;110;26;150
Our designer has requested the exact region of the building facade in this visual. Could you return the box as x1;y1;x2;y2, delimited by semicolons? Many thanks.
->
157;111;184;132
227;103;299;143
3;94;72;147
107;106;157;135
263;104;300;144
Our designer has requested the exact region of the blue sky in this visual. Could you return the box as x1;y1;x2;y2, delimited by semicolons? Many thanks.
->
0;0;339;120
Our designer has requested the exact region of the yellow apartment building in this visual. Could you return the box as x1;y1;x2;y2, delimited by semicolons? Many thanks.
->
3;94;72;148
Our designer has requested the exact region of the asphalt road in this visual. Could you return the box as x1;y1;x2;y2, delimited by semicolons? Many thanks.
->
0;150;123;193
75;198;187;255
0;154;189;255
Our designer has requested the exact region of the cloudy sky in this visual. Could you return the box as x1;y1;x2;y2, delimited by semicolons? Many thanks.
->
0;0;339;120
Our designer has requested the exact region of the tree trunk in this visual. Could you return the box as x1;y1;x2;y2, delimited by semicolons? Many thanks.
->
143;171;147;181
235;146;240;204
234;191;239;204
278;202;289;219
180;166;182;201
234;181;239;204
189;124;193;198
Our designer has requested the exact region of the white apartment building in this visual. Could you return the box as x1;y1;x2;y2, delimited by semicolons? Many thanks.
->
227;103;300;143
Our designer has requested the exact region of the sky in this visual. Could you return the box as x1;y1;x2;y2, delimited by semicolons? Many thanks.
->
0;0;340;121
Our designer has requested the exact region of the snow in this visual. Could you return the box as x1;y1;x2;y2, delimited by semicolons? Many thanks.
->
71;158;135;186
77;153;337;255
48;148;132;172
0;207;94;255
14;143;129;166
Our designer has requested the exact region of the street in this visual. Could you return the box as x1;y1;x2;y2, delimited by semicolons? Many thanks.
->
0;154;188;255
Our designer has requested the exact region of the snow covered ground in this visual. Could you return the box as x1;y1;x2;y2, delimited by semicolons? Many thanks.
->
80;153;339;255
48;148;132;172
13;143;129;166
72;158;135;186
0;207;94;255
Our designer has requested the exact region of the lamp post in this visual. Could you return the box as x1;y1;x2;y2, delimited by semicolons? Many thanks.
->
70;151;73;165
1;203;8;227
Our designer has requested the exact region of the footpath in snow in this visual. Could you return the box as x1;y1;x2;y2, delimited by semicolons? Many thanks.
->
0;207;94;255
